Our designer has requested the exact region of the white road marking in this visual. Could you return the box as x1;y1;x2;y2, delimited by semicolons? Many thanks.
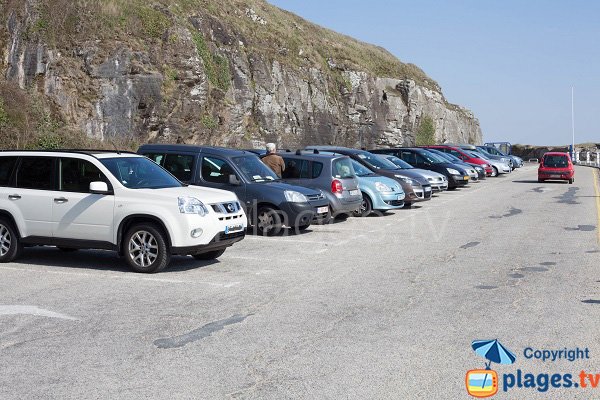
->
0;305;79;321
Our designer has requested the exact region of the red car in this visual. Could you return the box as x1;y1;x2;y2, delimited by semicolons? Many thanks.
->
423;145;493;176
538;152;574;184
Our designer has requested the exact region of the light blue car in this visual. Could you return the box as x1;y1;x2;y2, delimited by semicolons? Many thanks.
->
350;159;406;217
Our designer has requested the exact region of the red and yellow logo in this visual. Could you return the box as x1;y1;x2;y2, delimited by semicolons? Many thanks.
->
466;369;498;398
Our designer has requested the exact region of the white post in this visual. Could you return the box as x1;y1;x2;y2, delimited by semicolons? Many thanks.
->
571;87;575;160
597;152;599;167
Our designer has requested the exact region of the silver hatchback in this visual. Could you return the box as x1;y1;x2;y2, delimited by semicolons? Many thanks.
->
281;151;363;216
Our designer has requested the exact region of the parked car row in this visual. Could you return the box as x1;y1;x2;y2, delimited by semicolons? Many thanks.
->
0;143;521;273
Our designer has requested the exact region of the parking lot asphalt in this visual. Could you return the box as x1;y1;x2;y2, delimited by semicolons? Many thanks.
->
1;165;599;399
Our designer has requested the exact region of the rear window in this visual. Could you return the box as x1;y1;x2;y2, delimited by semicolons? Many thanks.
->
16;157;55;190
332;158;354;179
544;155;568;168
0;157;18;187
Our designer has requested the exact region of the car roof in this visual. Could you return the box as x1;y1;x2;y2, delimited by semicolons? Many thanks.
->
280;151;342;160
305;146;366;155
138;144;255;157
544;152;569;156
0;149;140;159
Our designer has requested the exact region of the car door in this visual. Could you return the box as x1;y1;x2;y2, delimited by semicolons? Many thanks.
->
51;157;115;243
11;156;57;238
199;155;246;201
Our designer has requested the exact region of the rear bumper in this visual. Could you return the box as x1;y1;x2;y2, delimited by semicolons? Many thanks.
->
172;231;245;255
538;171;574;180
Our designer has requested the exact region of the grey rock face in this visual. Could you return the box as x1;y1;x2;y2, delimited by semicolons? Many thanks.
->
1;4;482;148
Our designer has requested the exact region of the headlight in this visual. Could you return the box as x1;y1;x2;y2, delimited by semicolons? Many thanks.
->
395;175;415;185
284;190;308;203
178;196;208;216
375;182;392;192
446;168;460;175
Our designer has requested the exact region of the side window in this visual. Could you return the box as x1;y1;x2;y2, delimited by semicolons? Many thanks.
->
415;153;427;163
60;158;109;193
163;154;195;182
0;157;18;187
201;156;232;184
282;158;301;179
145;153;165;166
16;157;55;190
450;150;463;159
312;162;323;178
401;151;417;165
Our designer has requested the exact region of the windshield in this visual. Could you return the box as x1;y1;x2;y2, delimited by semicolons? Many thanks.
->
385;155;414;169
356;151;399;170
467;151;487;160
427;150;454;162
101;157;182;189
418;150;445;164
543;155;569;168
232;155;278;182
350;159;375;176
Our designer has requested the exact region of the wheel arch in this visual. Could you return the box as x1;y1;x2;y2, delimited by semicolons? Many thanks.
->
117;214;172;255
0;210;21;238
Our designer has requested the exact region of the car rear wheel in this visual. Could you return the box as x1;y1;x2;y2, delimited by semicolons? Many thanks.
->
353;194;373;217
569;178;574;184
123;224;170;273
193;249;226;260
256;207;282;236
0;219;22;263
491;166;498;177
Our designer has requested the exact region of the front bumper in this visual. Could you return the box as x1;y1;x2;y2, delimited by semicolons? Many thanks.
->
410;184;432;202
372;191;406;210
448;174;470;188
279;201;322;227
172;231;245;255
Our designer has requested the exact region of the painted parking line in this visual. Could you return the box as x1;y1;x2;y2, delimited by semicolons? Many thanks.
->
0;266;240;287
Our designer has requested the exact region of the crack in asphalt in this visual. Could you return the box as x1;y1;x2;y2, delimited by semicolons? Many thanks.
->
154;314;252;349
460;241;480;249
489;207;522;219
564;225;596;232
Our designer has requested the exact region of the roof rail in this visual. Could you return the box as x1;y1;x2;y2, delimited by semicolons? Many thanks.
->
313;149;319;154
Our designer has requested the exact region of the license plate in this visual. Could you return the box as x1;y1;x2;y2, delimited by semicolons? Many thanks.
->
225;224;244;234
349;189;360;196
316;206;329;214
464;176;470;180
550;174;561;178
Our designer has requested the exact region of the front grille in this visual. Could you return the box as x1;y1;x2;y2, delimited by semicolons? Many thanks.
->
211;202;241;214
214;231;246;242
307;193;325;201
218;214;244;221
385;200;404;206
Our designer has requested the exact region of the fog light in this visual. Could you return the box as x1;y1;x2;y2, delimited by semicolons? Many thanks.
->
191;228;203;238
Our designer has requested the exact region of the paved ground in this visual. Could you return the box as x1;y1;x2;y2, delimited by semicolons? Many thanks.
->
1;165;599;399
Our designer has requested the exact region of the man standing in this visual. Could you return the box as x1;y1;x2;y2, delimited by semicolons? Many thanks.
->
261;143;286;178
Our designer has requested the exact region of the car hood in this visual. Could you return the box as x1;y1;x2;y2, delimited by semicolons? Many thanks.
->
410;168;446;180
258;180;322;196
383;169;429;185
357;175;403;192
135;185;240;204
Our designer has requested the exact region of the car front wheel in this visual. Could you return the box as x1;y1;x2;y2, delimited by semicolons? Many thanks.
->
123;224;170;273
0;219;22;263
491;166;498;177
256;207;282;236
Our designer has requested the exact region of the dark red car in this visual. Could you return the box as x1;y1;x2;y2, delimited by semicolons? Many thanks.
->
422;145;493;176
538;152;574;184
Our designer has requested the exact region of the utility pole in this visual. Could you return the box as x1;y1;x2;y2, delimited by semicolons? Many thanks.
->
571;87;576;161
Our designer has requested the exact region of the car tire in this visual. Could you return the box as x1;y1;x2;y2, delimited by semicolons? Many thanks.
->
58;247;78;252
353;194;373;217
123;223;170;273
297;224;311;231
193;249;226;260
491;166;498;177
569;178;574;184
256;207;282;236
538;179;544;183
314;209;332;225
403;202;412;209
0;218;22;263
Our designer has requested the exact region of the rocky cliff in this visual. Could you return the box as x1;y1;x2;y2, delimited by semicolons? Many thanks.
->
0;0;483;149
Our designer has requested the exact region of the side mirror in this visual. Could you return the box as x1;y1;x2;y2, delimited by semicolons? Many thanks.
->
90;181;110;194
228;174;241;186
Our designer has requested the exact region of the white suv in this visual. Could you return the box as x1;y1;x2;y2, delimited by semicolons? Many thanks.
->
0;150;246;273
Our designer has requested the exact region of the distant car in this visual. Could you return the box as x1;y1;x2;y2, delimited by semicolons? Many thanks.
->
423;148;480;182
371;147;470;190
383;155;448;192
305;146;432;207
346;159;405;216
424;145;493;176
138;144;330;235
477;145;522;169
450;143;514;170
279;151;363;217
538;152;574;184
464;150;511;176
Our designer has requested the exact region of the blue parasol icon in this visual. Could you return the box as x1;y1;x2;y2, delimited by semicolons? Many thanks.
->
471;339;516;389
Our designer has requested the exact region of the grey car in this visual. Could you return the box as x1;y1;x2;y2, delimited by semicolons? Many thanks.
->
280;151;363;217
382;155;449;192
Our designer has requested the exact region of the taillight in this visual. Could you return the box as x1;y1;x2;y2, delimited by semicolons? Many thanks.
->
331;179;343;194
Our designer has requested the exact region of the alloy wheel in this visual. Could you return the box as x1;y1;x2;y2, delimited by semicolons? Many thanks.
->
0;224;11;257
128;230;158;268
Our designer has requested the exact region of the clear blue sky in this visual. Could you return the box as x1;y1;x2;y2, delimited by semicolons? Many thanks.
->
268;0;599;145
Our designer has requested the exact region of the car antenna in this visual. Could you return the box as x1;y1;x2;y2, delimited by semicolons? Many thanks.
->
109;139;121;155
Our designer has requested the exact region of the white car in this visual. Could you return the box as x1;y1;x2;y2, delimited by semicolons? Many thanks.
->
0;150;246;272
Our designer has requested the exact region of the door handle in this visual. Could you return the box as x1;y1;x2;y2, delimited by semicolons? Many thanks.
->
54;197;69;203
8;194;21;200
